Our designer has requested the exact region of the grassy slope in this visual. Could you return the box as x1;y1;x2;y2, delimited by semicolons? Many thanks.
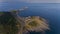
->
0;12;18;34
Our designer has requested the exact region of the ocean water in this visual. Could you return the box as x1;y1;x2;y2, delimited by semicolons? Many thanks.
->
0;3;60;34
19;4;60;34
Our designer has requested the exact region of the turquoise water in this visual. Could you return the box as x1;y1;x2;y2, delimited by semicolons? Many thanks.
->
0;3;60;34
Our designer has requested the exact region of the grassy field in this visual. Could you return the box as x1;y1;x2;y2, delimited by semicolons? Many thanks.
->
0;12;18;34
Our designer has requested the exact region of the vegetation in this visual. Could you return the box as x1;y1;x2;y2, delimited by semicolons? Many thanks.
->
0;12;4;14
0;12;18;34
0;11;50;34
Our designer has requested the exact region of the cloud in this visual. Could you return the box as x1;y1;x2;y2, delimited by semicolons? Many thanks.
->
19;0;60;3
0;0;21;3
0;0;59;3
0;0;60;3
0;0;3;2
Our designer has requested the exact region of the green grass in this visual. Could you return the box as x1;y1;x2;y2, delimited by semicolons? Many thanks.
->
0;12;18;34
0;12;4;14
0;25;6;34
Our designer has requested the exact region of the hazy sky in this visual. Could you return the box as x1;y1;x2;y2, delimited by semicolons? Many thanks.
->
0;0;60;3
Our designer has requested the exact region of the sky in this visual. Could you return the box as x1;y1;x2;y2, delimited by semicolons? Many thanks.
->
0;0;60;3
0;0;60;11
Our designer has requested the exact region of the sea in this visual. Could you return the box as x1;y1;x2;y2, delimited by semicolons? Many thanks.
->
0;2;60;34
